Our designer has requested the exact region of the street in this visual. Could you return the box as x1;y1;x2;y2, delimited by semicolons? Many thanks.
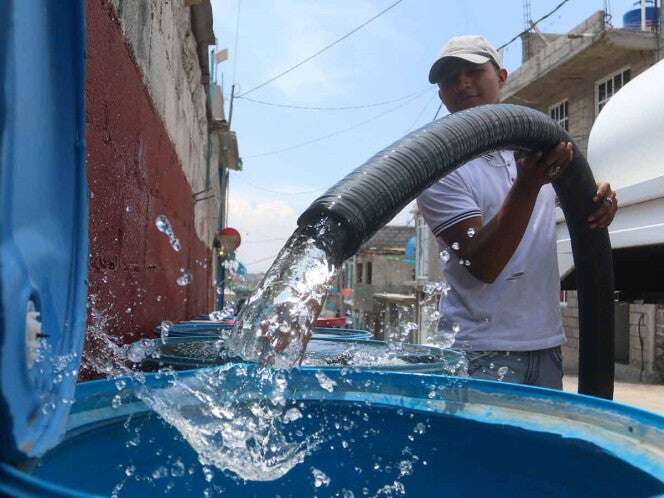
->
564;376;664;415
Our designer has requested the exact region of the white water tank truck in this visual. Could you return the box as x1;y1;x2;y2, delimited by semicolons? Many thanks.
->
557;59;664;280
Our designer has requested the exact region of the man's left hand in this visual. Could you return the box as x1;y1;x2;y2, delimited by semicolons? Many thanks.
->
588;182;618;229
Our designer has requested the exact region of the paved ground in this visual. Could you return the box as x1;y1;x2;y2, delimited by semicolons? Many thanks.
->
564;375;664;415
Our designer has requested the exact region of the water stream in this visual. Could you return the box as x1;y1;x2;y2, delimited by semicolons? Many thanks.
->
75;215;465;494
227;220;340;368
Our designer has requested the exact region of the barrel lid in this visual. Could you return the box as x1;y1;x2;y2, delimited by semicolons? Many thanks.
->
0;1;87;461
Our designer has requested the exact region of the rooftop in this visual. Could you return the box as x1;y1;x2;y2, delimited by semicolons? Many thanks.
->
359;225;415;255
501;11;659;104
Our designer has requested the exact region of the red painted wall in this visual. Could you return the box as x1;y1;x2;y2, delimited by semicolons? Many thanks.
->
84;0;213;353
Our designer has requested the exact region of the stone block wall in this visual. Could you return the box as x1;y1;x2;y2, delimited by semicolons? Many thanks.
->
561;291;664;382
110;0;220;246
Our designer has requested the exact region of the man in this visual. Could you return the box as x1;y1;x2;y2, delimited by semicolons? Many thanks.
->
417;35;618;389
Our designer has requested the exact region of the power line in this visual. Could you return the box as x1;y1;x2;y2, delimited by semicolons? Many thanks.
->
236;0;406;97
232;175;326;195
497;0;572;51
432;102;443;121
242;237;289;244
245;254;280;266
405;92;437;133
245;91;430;159
236;88;429;111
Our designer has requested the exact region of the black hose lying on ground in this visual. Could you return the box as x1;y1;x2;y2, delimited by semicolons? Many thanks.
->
298;104;615;400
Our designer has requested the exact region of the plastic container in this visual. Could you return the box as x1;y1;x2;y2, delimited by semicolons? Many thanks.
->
314;317;348;328
143;336;462;374
623;6;659;30
311;327;372;340
160;320;236;338
0;0;87;462
164;322;372;340
1;367;663;498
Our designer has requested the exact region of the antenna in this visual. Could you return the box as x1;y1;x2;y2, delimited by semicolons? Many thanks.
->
523;0;533;30
522;0;533;56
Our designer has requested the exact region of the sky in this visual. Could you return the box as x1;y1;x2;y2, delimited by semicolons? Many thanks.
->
209;0;640;272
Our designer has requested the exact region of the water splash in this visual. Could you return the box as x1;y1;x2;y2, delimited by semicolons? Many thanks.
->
383;305;418;357
177;269;193;287
311;467;331;488
208;309;234;322
136;365;323;481
228;223;338;368
155;215;182;252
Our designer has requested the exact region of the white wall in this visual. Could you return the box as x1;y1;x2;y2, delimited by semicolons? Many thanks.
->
111;0;221;247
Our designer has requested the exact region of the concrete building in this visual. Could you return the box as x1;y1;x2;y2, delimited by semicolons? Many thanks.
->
85;0;240;354
342;225;415;337
501;8;664;381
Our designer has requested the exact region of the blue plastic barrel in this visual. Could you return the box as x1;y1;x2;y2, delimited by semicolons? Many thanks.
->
164;321;373;340
141;336;463;374
311;327;372;340
1;367;663;497
161;320;235;338
0;0;87;462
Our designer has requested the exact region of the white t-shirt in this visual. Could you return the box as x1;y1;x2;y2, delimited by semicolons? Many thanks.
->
416;150;564;352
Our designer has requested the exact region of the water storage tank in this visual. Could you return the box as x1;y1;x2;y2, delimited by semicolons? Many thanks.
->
623;5;660;30
3;3;664;497
557;59;664;277
1;367;663;497
0;0;87;462
162;321;372;340
142;336;459;373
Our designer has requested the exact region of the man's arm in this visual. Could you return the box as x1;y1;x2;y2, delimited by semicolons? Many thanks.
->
439;142;573;283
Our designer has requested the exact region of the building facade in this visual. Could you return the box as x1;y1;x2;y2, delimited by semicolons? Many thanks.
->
501;8;664;381
342;226;416;337
85;0;240;357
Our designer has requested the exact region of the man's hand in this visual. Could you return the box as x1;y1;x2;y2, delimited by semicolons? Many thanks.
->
588;182;618;229
515;142;574;189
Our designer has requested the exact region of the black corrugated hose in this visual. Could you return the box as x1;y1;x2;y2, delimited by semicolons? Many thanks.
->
298;103;615;399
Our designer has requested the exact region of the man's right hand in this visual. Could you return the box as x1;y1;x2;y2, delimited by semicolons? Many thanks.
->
515;142;573;189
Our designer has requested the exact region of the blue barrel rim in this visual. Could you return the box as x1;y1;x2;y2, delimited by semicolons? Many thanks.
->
2;366;664;496
162;322;373;340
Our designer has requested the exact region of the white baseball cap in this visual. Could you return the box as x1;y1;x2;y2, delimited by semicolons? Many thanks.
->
428;35;502;84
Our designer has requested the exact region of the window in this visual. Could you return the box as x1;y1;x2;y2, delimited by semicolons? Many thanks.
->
356;263;363;284
549;100;569;131
596;68;631;115
366;262;373;285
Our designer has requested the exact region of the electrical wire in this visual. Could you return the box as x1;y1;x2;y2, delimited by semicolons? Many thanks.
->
232;175;326;195
236;88;429;111
497;0;572;51
637;313;646;382
236;0;406;97
432;102;443;121
242;237;289;244
245;91;430;159
405;92;437;133
245;254;280;266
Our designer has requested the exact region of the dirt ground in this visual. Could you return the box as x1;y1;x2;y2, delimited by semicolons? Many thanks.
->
564;375;664;415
